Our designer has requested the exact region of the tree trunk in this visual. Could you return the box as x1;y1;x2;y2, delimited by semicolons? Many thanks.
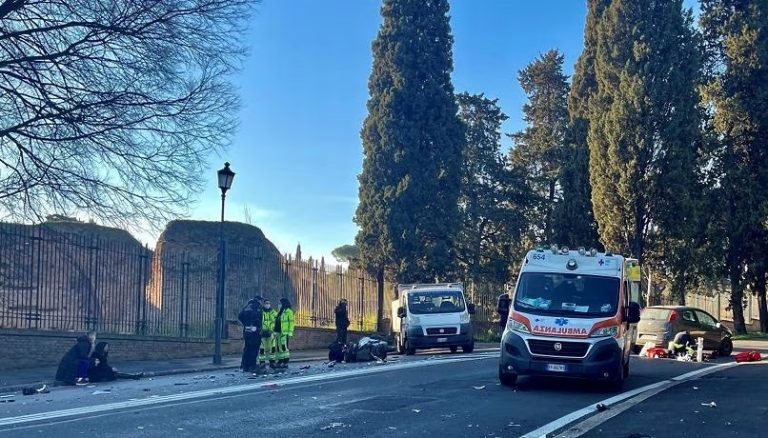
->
729;265;748;335
376;267;385;333
755;272;768;333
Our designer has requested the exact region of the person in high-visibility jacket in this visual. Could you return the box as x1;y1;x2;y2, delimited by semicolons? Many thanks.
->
274;298;295;368
259;299;278;369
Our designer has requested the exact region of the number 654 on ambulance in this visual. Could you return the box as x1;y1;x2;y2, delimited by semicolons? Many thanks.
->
498;246;642;390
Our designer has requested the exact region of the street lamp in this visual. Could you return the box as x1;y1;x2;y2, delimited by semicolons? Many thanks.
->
214;162;235;365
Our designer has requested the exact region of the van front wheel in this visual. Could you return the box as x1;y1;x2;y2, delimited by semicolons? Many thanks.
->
462;342;475;353
405;339;416;356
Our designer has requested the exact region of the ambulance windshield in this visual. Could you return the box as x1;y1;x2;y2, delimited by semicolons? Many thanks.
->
514;273;620;317
407;290;466;314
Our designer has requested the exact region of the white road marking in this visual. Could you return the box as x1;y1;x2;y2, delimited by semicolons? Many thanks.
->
0;353;497;427
519;361;738;438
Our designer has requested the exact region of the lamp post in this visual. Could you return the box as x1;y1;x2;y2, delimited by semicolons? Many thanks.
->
214;162;235;365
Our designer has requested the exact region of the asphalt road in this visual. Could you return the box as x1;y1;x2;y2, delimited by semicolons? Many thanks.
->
580;363;768;438
0;350;748;437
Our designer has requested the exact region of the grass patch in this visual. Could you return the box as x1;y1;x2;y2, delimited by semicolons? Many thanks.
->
732;332;768;341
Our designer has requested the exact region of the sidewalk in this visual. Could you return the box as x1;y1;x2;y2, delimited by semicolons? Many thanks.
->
0;343;500;394
0;349;327;394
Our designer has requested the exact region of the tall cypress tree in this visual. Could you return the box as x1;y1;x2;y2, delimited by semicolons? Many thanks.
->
355;0;464;284
700;0;768;334
553;0;609;250
587;0;701;269
510;49;570;244
456;93;531;285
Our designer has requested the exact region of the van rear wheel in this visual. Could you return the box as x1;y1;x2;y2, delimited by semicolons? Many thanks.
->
449;346;458;353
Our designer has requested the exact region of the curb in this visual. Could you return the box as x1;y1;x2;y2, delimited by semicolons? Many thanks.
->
0;349;500;395
0;355;327;395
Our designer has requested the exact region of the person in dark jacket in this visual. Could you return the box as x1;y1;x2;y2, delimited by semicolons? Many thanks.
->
334;298;350;344
55;332;95;386
497;293;512;331
89;342;143;382
238;296;264;373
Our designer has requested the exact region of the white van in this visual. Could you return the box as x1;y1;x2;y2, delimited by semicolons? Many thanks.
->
392;283;476;355
498;247;641;390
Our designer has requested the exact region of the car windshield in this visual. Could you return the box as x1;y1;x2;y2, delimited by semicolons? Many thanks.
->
514;272;620;317
407;290;466;314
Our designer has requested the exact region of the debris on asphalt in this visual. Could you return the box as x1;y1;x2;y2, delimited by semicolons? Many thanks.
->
142;388;151;392
327;361;336;368
507;422;521;427
320;422;345;431
412;409;421;413
701;401;717;408
174;383;189;386
473;385;486;390
91;390;112;395
137;426;144;430
693;386;699;390
388;427;397;430
312;397;318;400
300;365;311;370
596;403;608;412
263;383;280;389
22;386;39;396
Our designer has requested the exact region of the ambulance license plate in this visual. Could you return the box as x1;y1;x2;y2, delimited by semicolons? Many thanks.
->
547;363;567;373
437;337;448;343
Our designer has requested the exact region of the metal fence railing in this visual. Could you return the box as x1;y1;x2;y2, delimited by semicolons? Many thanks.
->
0;223;517;340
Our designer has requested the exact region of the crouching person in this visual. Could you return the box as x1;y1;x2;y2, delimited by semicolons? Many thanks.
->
274;298;295;368
668;330;695;357
89;342;143;382
55;332;95;386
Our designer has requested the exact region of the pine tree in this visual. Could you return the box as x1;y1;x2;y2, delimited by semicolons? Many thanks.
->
587;0;701;271
700;0;768;334
553;0;609;250
355;0;464;283
455;93;531;285
510;50;570;244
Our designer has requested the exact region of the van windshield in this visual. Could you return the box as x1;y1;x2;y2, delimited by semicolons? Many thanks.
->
407;290;466;314
514;273;620;318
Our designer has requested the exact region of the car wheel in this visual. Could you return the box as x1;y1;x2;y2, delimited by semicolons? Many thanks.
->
462;341;475;353
405;339;416;356
499;365;517;387
449;346;458;353
718;338;733;357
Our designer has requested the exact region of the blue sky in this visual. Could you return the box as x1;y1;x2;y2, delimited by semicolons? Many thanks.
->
171;0;589;262
150;1;692;262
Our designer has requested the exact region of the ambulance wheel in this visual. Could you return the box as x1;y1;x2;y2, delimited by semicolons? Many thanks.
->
607;360;627;392
499;366;517;387
449;346;458;353
462;341;475;353
405;339;416;356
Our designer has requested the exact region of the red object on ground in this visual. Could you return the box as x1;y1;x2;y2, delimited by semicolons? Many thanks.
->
647;347;668;358
735;351;763;363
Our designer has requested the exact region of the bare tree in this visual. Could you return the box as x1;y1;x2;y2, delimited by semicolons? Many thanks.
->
0;0;255;230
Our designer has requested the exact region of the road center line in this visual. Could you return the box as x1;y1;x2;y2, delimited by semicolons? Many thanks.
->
0;353;496;428
519;361;738;438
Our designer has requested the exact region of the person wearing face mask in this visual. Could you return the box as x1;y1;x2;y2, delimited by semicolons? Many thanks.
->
274;298;295;368
259;298;278;370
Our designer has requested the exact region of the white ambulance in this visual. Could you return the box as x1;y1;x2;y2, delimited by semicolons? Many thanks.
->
498;246;641;390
